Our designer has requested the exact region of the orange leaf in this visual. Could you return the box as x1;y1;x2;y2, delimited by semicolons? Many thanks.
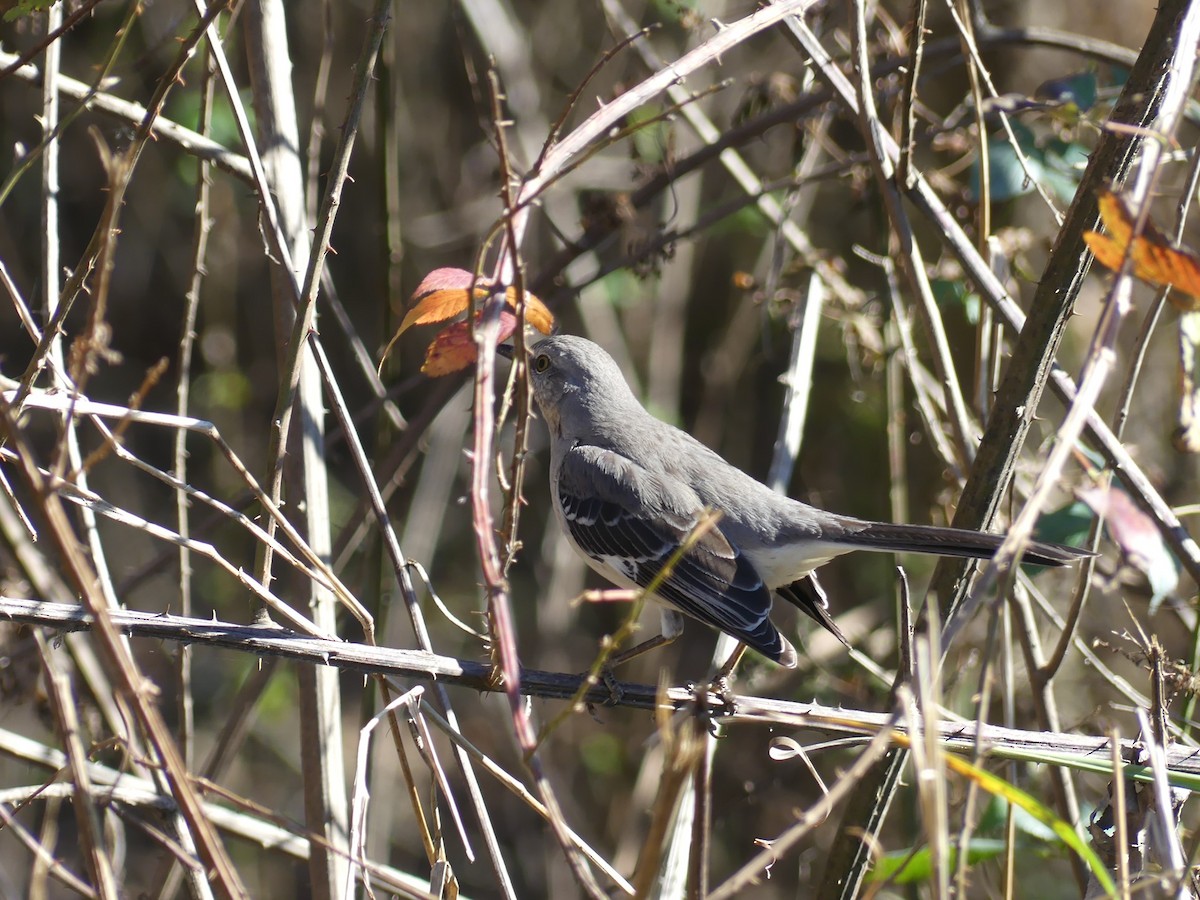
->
399;269;555;336
397;288;475;334
421;312;518;377
1082;231;1127;272
507;288;555;334
398;267;488;336
1086;188;1200;311
1095;188;1132;246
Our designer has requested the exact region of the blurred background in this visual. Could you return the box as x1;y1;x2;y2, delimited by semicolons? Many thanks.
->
1;0;1194;896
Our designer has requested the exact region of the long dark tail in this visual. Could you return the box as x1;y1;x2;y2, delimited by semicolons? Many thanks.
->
832;520;1089;567
777;528;1089;648
777;524;1086;647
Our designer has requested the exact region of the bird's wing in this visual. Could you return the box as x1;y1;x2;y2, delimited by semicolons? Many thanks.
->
557;445;790;664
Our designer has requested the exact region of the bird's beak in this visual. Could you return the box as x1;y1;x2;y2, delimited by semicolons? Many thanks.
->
496;343;515;360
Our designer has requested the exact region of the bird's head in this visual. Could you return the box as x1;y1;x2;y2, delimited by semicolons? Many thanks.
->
497;335;636;439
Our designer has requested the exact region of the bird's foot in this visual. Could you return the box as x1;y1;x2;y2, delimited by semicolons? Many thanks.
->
679;681;725;737
709;675;738;715
601;664;625;705
580;663;623;709
686;678;737;718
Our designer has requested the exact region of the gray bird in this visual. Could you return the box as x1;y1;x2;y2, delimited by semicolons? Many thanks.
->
499;335;1085;668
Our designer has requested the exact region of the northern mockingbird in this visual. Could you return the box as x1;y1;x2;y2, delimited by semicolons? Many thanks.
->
499;335;1086;669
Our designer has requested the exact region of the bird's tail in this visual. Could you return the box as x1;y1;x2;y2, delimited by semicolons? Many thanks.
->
832;520;1088;567
777;575;852;648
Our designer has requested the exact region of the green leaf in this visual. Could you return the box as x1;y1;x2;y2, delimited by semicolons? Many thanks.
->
708;202;772;238
628;104;669;165
1039;139;1091;203
980;796;1061;842
1035;501;1094;550
941;754;1116;895
167;90;243;150
968;123;1041;203
598;269;646;310
871;839;1009;884
4;0;56;22
932;278;981;324
1035;72;1099;113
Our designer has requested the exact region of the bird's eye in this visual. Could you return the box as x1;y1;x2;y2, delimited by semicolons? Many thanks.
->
533;354;551;373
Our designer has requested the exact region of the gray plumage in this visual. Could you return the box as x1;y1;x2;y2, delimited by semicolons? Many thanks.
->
500;335;1086;668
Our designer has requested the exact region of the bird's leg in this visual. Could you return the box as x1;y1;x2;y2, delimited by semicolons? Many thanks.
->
607;632;679;668
596;609;685;704
708;643;748;712
599;635;674;705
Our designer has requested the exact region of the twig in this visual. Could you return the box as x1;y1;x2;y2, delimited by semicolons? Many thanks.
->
309;328;513;893
847;0;974;466
417;703;635;896
948;0;1200;647
598;0;860;308
1136;707;1189;896
708;708;902;900
174;30;218;778
0;801;97;898
466;54;582;898
8;597;1200;783
346;686;425;898
3;391;361;632
0;413;247;896
34;631;119;898
0;765;440;899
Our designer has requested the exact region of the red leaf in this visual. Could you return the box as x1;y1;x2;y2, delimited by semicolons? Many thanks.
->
421;312;518;377
412;267;479;297
379;267;556;377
